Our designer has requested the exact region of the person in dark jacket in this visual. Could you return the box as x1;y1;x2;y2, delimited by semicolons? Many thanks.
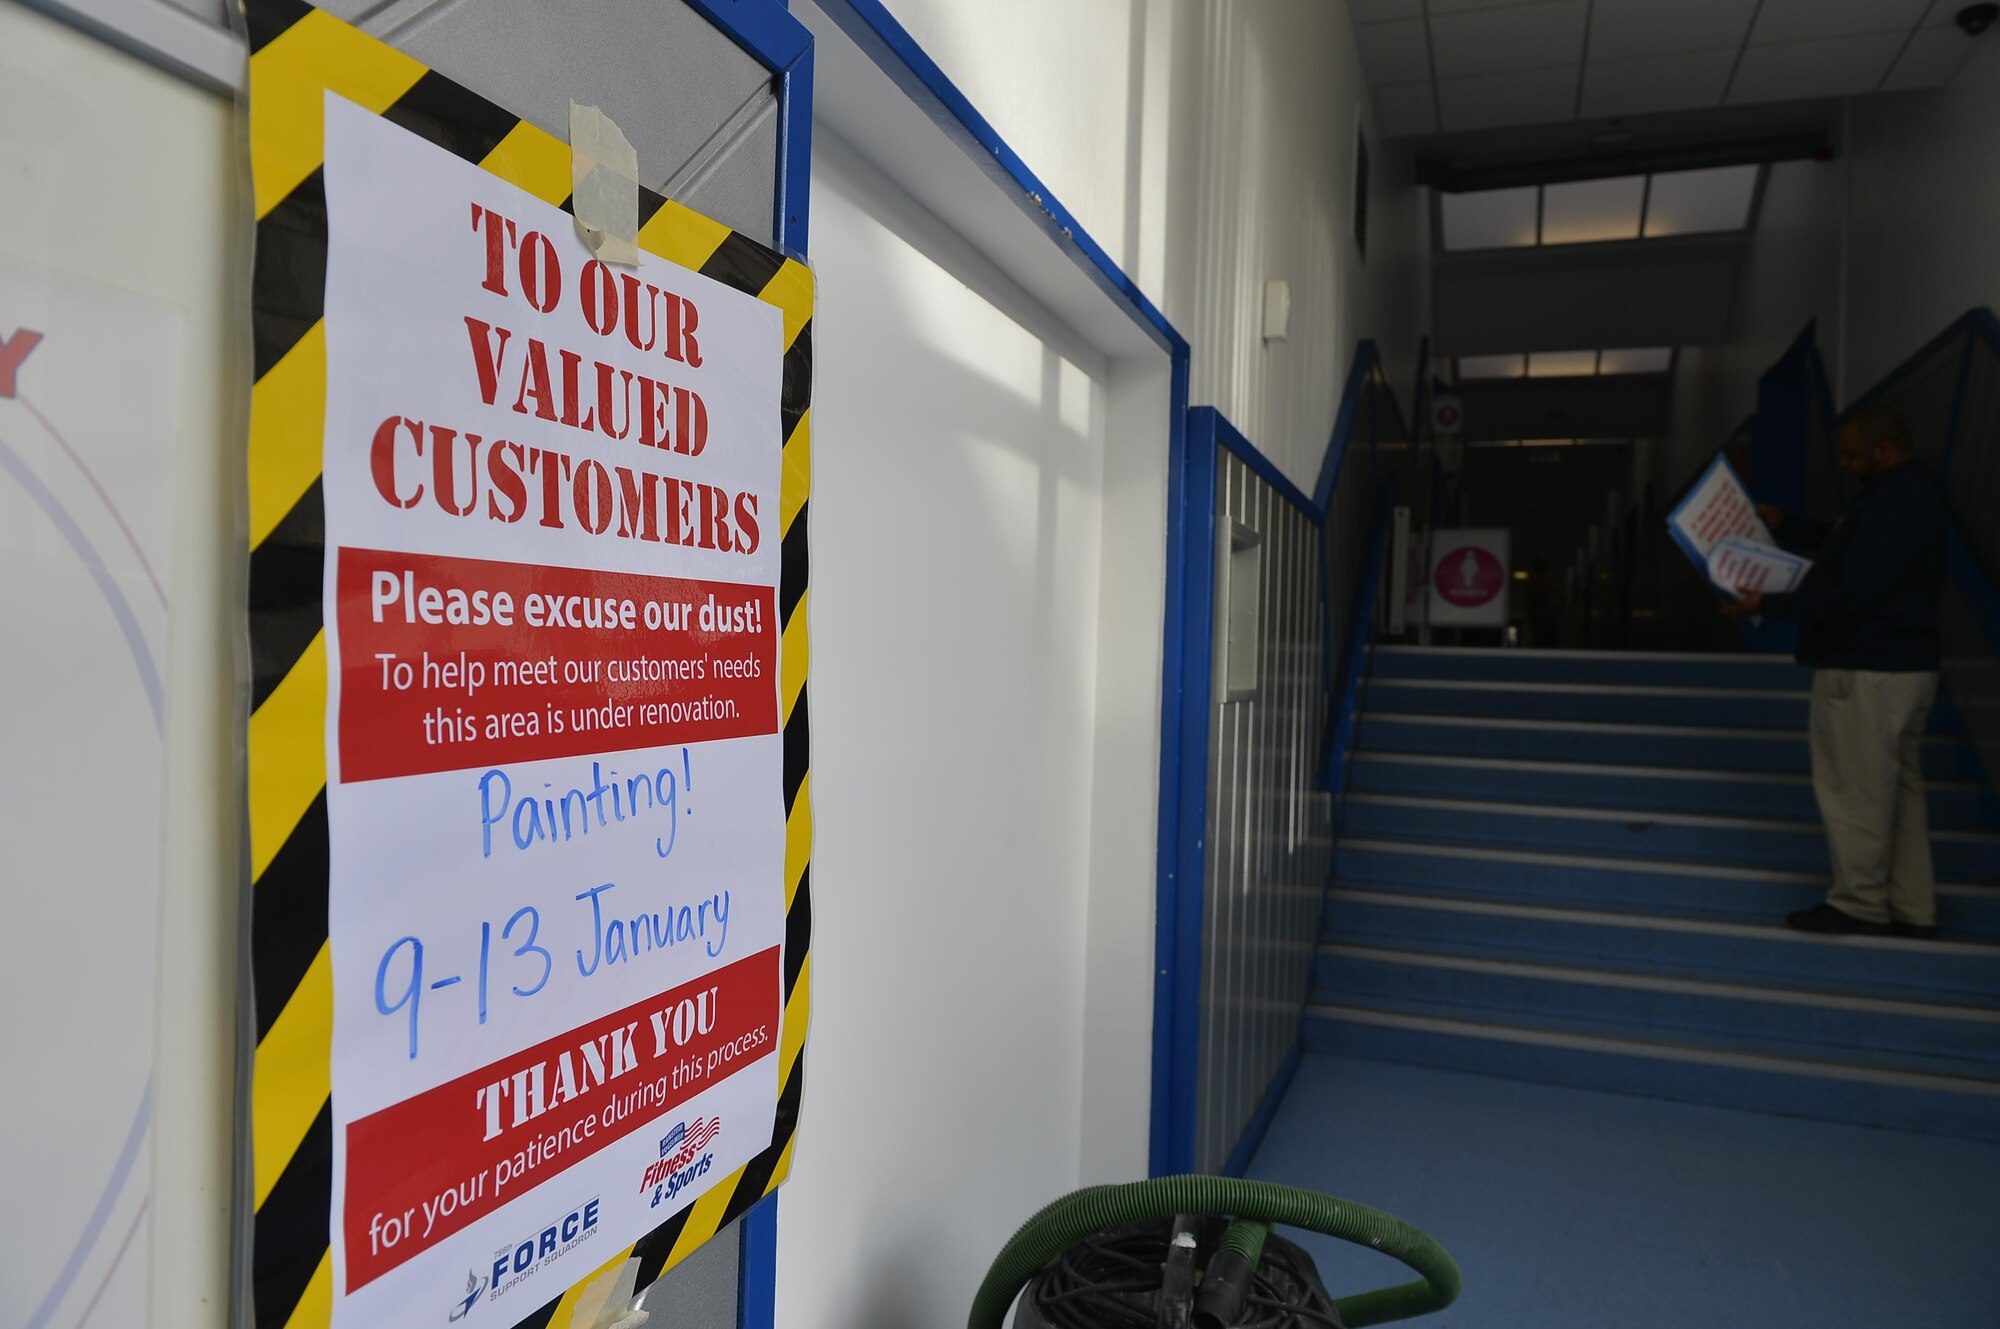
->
1726;406;1946;937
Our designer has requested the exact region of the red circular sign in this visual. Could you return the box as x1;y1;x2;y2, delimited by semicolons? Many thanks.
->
1434;545;1504;607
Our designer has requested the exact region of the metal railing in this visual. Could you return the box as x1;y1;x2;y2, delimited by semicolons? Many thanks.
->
1812;311;2000;793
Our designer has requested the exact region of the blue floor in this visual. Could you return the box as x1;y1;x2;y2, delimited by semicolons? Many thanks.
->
1247;1055;2000;1328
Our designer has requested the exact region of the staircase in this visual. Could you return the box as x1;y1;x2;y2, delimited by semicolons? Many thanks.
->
1308;645;2000;1140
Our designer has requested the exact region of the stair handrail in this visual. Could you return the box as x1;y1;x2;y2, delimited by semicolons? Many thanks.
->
1316;342;1413;791
1808;310;2000;655
1776;311;2000;794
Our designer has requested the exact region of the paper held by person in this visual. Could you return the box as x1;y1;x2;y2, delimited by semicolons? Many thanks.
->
1664;454;1810;599
1706;535;1810;600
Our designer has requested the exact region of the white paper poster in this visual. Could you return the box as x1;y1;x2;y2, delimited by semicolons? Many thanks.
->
1667;454;1774;563
1666;454;1805;599
315;94;786;1325
1706;536;1809;598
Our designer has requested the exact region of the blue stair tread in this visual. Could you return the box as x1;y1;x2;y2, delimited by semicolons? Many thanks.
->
1355;714;1984;779
1313;946;2000;1080
1326;648;2000;1138
1304;1006;2000;1140
1361;680;1967;734
1362;679;1818;729
1347;752;1997;831
1321;889;2000;1005
1366;646;1812;690
1329;838;2000;939
1340;793;2000;877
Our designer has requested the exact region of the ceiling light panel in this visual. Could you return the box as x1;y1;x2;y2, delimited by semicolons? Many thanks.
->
1643;164;1760;236
1598;347;1675;374
1440;187;1540;251
1458;353;1529;379
1527;350;1601;377
1540;175;1646;245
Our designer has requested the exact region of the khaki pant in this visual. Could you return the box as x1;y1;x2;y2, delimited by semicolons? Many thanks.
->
1809;669;1940;926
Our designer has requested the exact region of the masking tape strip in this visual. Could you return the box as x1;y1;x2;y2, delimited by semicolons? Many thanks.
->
570;101;640;267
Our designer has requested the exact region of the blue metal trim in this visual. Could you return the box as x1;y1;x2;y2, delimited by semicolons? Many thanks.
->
736;1195;779;1329
1151;402;1218;1177
1753;322;1813;514
1803;340;1841;494
1148;356;1197;1177
678;0;815;254
1939;332;1977;477
811;0;1185;358
1947;521;2000;658
775;47;815;255
1845;309;1986;416
1220;1042;1303;1179
1311;344;1388;790
1214;411;1317;518
1313;343;1376;513
1324;491;1394;796
681;0;812;69
1968;307;2000;356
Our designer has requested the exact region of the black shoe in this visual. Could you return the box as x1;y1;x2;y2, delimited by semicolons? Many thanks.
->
1786;903;1892;935
1890;920;1939;940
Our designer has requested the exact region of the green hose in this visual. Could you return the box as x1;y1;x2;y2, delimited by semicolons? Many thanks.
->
968;1176;1460;1329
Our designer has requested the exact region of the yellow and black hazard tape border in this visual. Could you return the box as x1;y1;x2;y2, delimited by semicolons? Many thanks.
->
242;2;813;1325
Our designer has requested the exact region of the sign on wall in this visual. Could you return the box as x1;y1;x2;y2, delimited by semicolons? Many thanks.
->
1428;393;1463;438
1427;527;1510;628
243;3;813;1325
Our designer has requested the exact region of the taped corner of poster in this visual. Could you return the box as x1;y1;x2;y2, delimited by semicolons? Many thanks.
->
570;101;640;267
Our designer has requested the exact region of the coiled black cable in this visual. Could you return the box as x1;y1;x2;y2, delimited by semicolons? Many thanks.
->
1016;1220;1345;1329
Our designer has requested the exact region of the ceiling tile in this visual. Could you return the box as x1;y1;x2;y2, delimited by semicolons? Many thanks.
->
1727;34;1904;102
1349;0;1425;21
1644;164;1760;236
1921;0;1966;25
1356;18;1433;85
1586;0;1756;61
1438;67;1579;131
1580;48;1736;117
1373;80;1441;137
1750;0;1931;44
1882;26;1980;88
1440;186;1540;250
1431;0;1588;80
1541;175;1646;244
1599;347;1675;374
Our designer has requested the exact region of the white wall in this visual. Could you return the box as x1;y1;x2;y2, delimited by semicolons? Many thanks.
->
0;8;241;1329
882;0;1427;489
773;135;1133;1329
1667;35;2000;487
1842;35;2000;393
1664;157;1843;491
887;0;1168;296
1171;0;1426;486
